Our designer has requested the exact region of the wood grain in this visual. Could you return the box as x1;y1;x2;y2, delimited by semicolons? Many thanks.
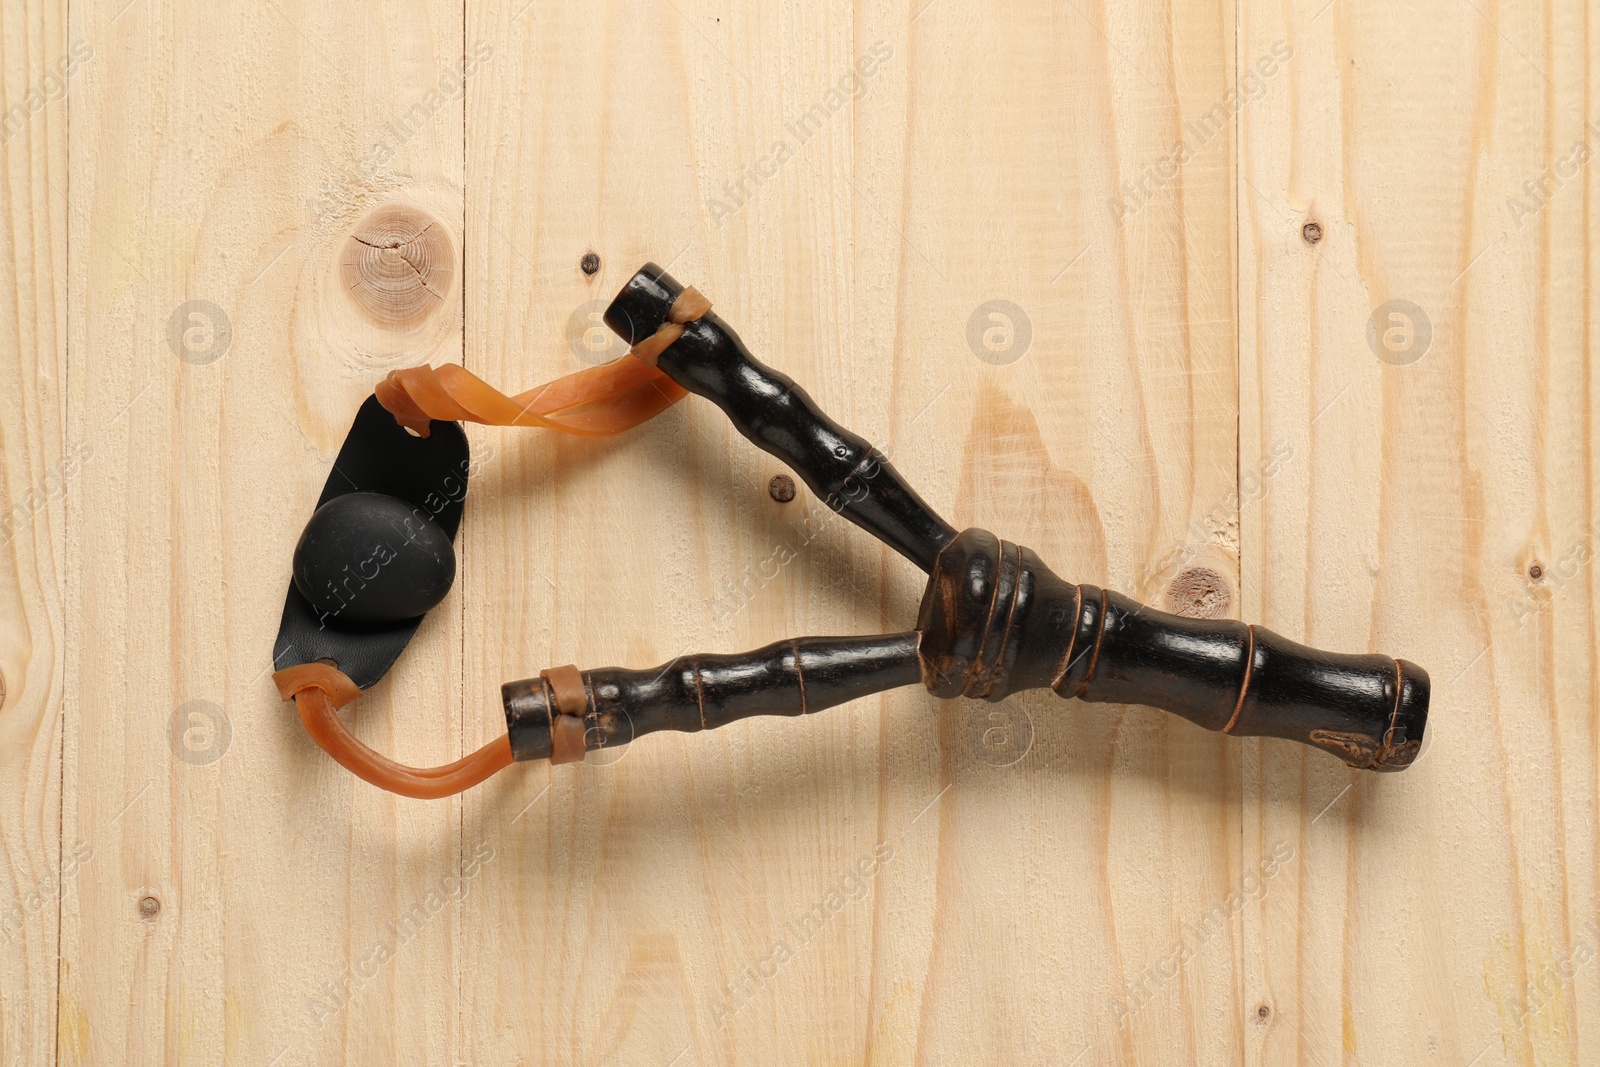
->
1;0;1593;1063
456;1;1239;1064
1237;1;1599;1064
59;0;467;1063
0;1;68;1063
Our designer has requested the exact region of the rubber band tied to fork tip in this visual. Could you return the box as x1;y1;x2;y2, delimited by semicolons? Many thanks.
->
274;662;512;799
541;664;590;766
276;289;711;799
373;286;713;438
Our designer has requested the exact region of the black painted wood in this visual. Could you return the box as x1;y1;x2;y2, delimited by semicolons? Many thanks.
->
605;263;957;572
503;632;922;762
500;524;1428;771
917;528;1429;770
495;265;1434;773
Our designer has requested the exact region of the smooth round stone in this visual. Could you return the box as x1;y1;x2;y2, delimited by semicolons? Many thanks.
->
292;492;456;625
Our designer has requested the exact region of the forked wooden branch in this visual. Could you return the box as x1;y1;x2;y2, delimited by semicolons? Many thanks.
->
500;265;1428;773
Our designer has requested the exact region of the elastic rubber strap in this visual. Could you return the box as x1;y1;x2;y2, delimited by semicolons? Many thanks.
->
375;287;713;438
274;662;513;800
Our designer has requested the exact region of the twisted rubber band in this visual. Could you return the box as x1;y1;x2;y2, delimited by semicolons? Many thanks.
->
374;286;712;438
281;289;714;797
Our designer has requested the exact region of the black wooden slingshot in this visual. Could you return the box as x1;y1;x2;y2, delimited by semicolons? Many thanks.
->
274;263;1429;798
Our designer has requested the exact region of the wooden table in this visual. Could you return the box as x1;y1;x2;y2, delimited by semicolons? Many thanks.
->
2;0;1594;1063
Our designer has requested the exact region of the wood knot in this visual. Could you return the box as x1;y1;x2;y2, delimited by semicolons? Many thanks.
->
1164;567;1232;619
340;205;454;328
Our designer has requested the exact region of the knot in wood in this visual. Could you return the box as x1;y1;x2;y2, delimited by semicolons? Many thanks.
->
340;205;454;328
1165;566;1232;619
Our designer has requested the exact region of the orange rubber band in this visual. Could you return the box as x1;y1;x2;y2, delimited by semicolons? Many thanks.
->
550;714;588;766
375;286;712;437
284;287;713;794
274;662;513;800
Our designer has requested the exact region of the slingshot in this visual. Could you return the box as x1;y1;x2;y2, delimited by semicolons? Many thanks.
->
272;264;1430;799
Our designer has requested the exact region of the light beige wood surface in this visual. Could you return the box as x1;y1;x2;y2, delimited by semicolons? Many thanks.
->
1238;4;1600;1065
0;0;1593;1063
1;0;68;1063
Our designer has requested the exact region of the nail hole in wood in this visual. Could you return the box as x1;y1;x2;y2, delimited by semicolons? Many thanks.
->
339;204;454;329
580;252;601;276
1301;221;1323;245
138;895;161;919
1165;567;1232;619
1528;562;1544;581
1256;1003;1271;1021
768;474;796;503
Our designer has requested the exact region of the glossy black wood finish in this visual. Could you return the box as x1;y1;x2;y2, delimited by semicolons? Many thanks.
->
605;264;957;571
532;265;1434;773
917;528;1429;770
503;632;922;762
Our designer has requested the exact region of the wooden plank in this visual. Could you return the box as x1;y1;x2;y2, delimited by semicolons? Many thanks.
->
60;0;466;1063
30;0;1593;1062
1238;0;1600;1063
458;1;1237;1063
858;3;1243;1063
0;0;69;1062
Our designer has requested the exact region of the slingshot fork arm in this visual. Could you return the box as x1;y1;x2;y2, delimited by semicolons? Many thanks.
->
551;265;1431;773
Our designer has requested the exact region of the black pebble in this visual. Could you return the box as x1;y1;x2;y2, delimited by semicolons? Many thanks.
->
292;492;456;625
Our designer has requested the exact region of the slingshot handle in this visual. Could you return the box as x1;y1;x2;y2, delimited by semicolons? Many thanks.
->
918;529;1429;770
606;264;957;571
